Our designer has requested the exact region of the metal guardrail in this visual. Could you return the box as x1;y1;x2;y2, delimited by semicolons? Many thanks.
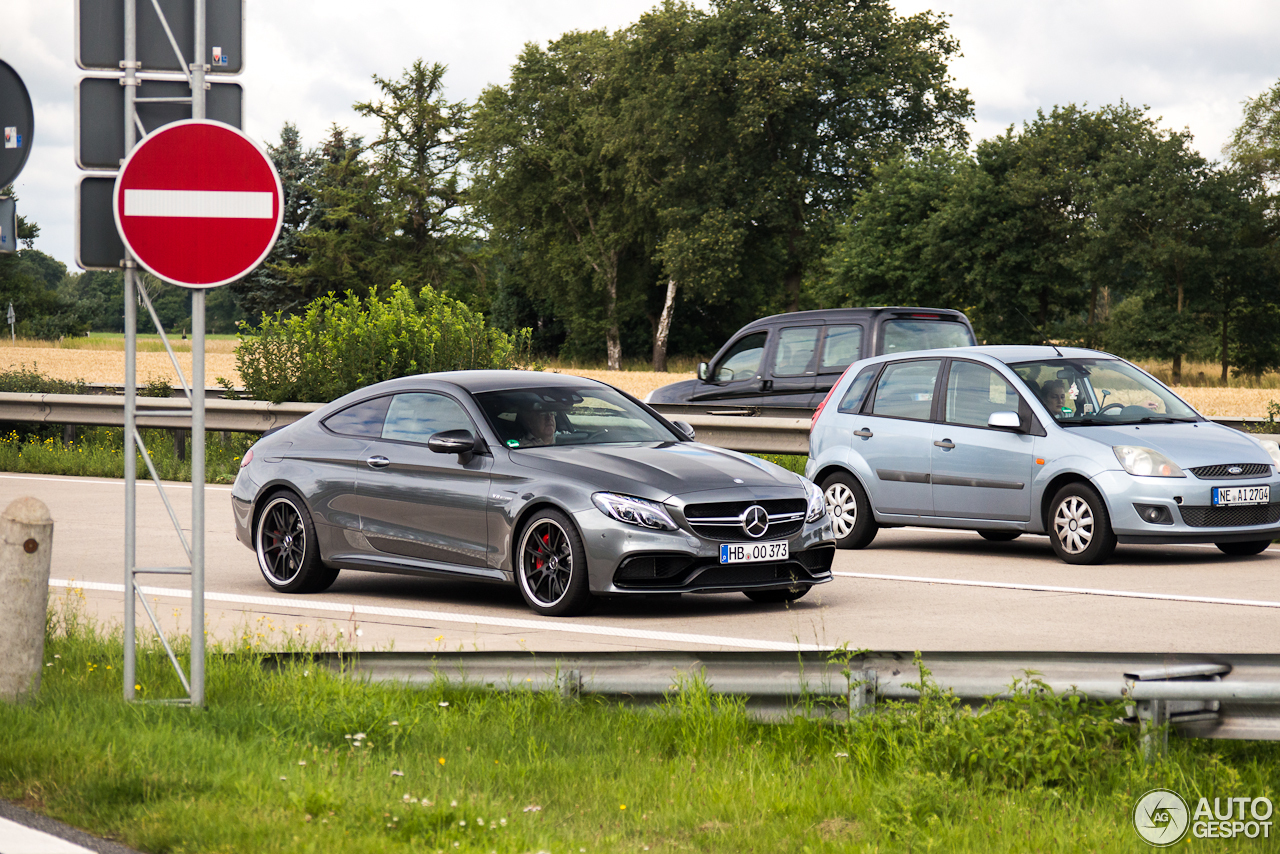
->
0;392;1267;454
291;650;1280;752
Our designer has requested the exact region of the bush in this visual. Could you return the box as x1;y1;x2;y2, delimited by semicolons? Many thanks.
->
0;363;87;395
234;283;536;403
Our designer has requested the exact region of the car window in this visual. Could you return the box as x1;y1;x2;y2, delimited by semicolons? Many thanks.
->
881;319;974;354
1011;358;1198;425
945;361;1019;427
820;325;863;373
870;359;941;420
771;327;819;377
381;392;474;444
837;365;879;414
476;386;679;448
323;395;391;438
714;332;767;382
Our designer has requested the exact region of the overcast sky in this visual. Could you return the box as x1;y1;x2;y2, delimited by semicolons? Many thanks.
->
3;0;1280;270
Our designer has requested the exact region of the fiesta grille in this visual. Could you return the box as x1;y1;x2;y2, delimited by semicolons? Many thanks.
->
1188;464;1273;479
682;498;806;541
1177;503;1280;528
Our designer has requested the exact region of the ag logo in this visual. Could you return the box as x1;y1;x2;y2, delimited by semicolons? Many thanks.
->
1133;788;1190;847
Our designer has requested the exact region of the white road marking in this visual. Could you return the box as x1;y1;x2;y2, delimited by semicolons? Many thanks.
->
124;189;273;219
48;579;826;652
0;473;233;492
0;816;94;853
833;571;1280;609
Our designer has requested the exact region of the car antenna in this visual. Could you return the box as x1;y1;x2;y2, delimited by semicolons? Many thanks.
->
1013;306;1064;357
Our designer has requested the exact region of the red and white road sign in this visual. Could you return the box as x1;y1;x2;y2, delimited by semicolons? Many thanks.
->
113;119;283;288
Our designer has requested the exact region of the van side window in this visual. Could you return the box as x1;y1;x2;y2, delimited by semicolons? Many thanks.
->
820;325;863;373
837;365;878;413
870;359;942;420
714;332;768;382
882;319;974;353
771;327;819;377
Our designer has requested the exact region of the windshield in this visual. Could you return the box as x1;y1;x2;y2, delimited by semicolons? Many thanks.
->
476;385;680;448
1010;358;1199;426
881;319;975;354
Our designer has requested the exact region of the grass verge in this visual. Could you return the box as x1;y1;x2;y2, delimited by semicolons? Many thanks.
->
3;592;1277;853
0;426;254;484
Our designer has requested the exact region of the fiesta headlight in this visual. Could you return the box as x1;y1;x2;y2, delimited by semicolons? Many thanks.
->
1113;446;1185;478
800;476;827;522
1256;438;1280;469
592;493;677;531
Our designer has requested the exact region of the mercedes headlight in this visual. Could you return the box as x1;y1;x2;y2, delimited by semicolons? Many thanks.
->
800;476;827;522
1113;446;1185;478
1256;438;1280;469
592;493;677;530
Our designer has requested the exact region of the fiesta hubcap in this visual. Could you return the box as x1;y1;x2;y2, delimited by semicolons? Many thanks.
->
825;483;858;539
1053;496;1094;555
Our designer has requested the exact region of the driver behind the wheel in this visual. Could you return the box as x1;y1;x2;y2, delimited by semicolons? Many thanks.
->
517;406;557;446
1040;380;1073;418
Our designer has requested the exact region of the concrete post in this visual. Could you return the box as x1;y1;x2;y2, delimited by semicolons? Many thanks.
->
0;497;53;703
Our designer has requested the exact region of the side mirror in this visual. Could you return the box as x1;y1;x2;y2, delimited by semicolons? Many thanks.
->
987;411;1021;430
428;429;483;462
697;361;710;382
672;420;696;441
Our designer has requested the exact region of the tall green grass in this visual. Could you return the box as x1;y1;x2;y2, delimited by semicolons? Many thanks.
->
0;426;254;484
2;592;1276;852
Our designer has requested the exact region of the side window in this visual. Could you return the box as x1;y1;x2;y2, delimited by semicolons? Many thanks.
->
771;327;820;377
870;359;941;420
714;332;768;382
820;325;864;373
945;361;1019;428
381;393;474;444
323;395;391;437
837;365;879;414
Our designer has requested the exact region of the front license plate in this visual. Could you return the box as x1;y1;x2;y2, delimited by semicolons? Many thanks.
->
720;541;789;564
1212;485;1270;506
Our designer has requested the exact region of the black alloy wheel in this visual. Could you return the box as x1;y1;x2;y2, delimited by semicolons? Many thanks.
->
1047;483;1117;565
254;492;338;593
1216;540;1272;556
821;470;878;549
516;509;593;617
978;531;1021;542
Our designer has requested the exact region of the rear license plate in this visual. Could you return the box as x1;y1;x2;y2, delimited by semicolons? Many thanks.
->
720;541;788;564
1212;485;1270;506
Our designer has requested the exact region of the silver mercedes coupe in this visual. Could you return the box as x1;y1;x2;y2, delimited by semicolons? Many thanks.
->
232;371;834;616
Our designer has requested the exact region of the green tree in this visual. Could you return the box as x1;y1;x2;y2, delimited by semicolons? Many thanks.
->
232;122;321;319
1225;79;1280;185
468;31;641;369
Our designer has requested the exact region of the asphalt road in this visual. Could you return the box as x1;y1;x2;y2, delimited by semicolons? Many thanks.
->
4;472;1278;654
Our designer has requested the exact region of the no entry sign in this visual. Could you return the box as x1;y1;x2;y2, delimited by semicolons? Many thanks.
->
113;120;282;288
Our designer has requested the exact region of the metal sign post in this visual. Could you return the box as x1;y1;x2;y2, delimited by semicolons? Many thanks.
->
77;0;252;708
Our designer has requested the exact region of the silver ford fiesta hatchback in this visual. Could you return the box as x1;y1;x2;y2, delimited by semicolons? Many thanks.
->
807;346;1280;564
232;371;835;615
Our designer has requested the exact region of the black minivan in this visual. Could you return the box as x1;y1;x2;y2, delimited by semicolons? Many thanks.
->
646;307;976;408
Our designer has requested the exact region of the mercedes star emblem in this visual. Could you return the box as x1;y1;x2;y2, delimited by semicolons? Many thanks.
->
741;505;769;538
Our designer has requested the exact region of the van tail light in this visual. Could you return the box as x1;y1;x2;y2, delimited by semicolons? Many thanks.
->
812;366;855;431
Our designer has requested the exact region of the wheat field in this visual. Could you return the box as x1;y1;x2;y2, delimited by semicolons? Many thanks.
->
3;338;1278;416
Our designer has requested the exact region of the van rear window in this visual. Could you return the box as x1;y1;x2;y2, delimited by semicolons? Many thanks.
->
882;319;974;354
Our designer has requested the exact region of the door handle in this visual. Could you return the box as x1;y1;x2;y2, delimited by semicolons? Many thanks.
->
366;455;390;469
933;439;955;449
760;378;773;391
853;428;873;438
